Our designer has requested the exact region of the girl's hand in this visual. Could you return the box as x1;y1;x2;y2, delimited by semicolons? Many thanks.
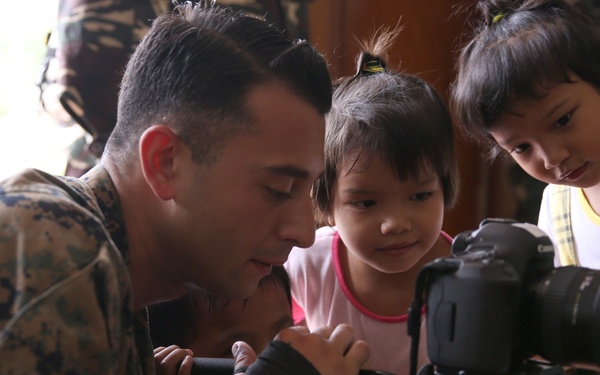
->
154;345;194;375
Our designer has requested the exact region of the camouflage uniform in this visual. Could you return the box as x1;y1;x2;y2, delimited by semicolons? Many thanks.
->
0;166;154;374
40;0;174;177
39;0;312;177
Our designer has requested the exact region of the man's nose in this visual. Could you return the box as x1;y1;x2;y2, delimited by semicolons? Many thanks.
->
279;196;316;248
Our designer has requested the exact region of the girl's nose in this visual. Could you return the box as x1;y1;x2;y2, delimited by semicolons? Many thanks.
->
541;145;568;170
381;213;411;235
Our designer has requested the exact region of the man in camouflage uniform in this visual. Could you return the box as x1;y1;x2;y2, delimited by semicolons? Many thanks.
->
40;0;312;177
1;3;369;374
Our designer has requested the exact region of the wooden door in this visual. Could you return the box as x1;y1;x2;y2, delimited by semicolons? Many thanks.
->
307;0;507;236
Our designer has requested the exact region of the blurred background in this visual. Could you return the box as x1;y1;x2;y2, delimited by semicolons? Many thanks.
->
0;0;83;178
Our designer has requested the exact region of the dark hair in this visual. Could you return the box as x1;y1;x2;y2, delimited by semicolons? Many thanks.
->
451;0;600;158
148;265;292;348
312;27;459;225
105;2;332;165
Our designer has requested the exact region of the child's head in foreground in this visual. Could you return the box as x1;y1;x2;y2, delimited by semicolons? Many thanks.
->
451;0;600;187
312;27;459;273
149;265;293;358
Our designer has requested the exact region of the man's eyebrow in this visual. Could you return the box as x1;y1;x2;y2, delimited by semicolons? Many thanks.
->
265;165;310;179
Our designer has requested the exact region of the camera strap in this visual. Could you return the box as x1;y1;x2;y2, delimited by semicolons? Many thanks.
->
407;261;460;375
407;267;429;375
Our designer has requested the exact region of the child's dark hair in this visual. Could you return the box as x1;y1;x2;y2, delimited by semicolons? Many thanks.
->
451;0;600;158
312;27;459;225
148;265;292;348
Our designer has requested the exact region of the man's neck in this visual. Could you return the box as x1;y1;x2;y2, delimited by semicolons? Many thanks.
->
103;160;185;310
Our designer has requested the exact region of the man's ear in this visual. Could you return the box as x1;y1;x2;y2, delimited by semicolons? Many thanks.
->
139;125;181;201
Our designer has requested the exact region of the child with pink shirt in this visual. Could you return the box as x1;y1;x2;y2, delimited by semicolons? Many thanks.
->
285;27;460;375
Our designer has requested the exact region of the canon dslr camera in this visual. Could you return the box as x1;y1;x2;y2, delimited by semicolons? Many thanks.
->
408;218;600;375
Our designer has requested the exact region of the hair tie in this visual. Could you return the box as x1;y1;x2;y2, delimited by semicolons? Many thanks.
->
355;52;386;77
492;11;505;24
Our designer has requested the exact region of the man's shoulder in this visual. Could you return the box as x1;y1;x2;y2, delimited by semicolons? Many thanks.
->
0;170;127;330
0;168;112;264
1;168;99;216
0;167;134;374
1;168;70;193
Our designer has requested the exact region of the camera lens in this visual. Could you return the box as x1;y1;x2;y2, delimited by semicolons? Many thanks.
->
522;266;600;366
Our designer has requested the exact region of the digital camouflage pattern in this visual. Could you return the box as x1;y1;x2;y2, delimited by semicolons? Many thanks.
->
40;0;174;177
40;0;312;177
0;166;154;374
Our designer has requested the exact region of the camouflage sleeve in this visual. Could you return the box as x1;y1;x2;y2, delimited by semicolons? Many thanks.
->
53;0;169;158
0;177;139;374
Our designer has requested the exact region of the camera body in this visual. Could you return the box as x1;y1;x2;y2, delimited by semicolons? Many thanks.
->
422;218;559;374
193;219;600;375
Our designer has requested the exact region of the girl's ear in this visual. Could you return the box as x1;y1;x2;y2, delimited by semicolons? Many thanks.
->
139;125;180;201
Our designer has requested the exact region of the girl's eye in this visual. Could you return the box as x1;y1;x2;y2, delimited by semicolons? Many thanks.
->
511;143;530;154
411;191;433;202
556;112;572;128
350;200;376;209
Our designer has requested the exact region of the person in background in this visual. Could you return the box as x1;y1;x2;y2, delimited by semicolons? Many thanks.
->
284;26;459;375
39;0;313;177
450;0;600;269
0;3;370;374
38;0;175;176
149;266;294;360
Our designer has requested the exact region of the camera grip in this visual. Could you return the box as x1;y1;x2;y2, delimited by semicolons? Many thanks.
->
191;357;235;375
190;357;396;375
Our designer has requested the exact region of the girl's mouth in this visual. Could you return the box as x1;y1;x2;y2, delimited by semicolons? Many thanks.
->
561;163;587;181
